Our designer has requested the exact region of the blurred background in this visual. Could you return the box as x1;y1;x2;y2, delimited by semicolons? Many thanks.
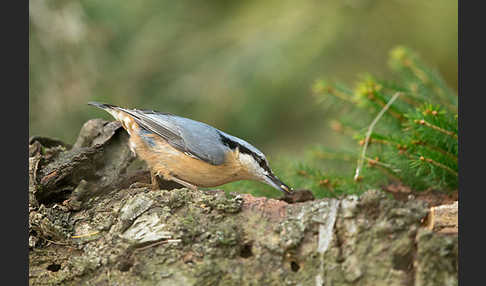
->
29;0;457;160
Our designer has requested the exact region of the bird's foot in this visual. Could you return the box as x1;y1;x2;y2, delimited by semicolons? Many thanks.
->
168;175;199;192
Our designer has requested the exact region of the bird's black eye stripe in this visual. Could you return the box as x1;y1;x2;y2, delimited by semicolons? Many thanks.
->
220;134;272;173
257;158;272;174
220;135;255;157
220;135;239;150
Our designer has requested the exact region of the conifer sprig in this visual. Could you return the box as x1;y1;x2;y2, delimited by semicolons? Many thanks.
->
311;46;458;193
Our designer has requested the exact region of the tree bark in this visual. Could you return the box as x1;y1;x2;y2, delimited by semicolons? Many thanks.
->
29;119;458;286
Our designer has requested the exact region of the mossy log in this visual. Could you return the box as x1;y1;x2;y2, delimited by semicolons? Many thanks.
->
29;119;458;286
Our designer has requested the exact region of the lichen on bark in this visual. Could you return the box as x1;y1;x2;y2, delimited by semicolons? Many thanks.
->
28;119;458;286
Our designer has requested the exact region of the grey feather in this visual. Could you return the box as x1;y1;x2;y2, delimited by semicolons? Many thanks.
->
119;108;231;165
88;101;267;166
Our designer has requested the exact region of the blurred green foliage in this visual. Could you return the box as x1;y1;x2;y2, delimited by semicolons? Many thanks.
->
30;0;457;197
307;47;457;197
225;46;458;199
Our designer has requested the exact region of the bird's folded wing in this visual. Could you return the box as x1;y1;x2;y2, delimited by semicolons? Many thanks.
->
119;108;227;165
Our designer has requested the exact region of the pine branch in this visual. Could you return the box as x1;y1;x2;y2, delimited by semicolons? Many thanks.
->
414;119;458;139
411;140;457;162
307;46;457;195
418;156;458;177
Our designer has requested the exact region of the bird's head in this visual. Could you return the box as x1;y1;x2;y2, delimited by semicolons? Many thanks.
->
237;151;293;194
220;132;293;194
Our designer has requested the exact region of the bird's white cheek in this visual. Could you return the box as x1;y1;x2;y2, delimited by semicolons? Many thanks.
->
238;153;266;179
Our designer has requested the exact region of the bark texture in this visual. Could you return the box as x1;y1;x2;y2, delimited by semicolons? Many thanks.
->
29;119;458;286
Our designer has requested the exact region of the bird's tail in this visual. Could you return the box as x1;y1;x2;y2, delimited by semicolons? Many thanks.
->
88;101;123;119
88;101;141;136
87;101;118;110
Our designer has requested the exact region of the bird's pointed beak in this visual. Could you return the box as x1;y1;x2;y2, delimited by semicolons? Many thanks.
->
264;173;293;194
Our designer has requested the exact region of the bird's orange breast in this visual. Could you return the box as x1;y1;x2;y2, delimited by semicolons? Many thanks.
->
112;110;253;187
132;132;252;187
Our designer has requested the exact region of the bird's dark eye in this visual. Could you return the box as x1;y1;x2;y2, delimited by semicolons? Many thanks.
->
219;133;272;173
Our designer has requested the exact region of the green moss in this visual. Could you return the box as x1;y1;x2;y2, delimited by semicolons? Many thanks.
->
415;229;458;286
278;219;305;250
29;185;456;286
167;189;190;209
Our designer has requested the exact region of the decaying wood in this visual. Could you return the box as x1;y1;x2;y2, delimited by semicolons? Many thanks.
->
426;201;458;234
28;119;458;286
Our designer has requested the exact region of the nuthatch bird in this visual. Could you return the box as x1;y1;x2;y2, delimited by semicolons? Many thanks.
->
88;102;293;194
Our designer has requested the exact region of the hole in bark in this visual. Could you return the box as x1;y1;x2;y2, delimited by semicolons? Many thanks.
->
118;260;133;272
239;243;253;258
393;251;413;271
46;263;61;272
37;187;73;206
290;261;300;272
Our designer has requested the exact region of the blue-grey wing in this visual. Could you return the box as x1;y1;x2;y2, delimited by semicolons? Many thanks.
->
120;108;228;165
